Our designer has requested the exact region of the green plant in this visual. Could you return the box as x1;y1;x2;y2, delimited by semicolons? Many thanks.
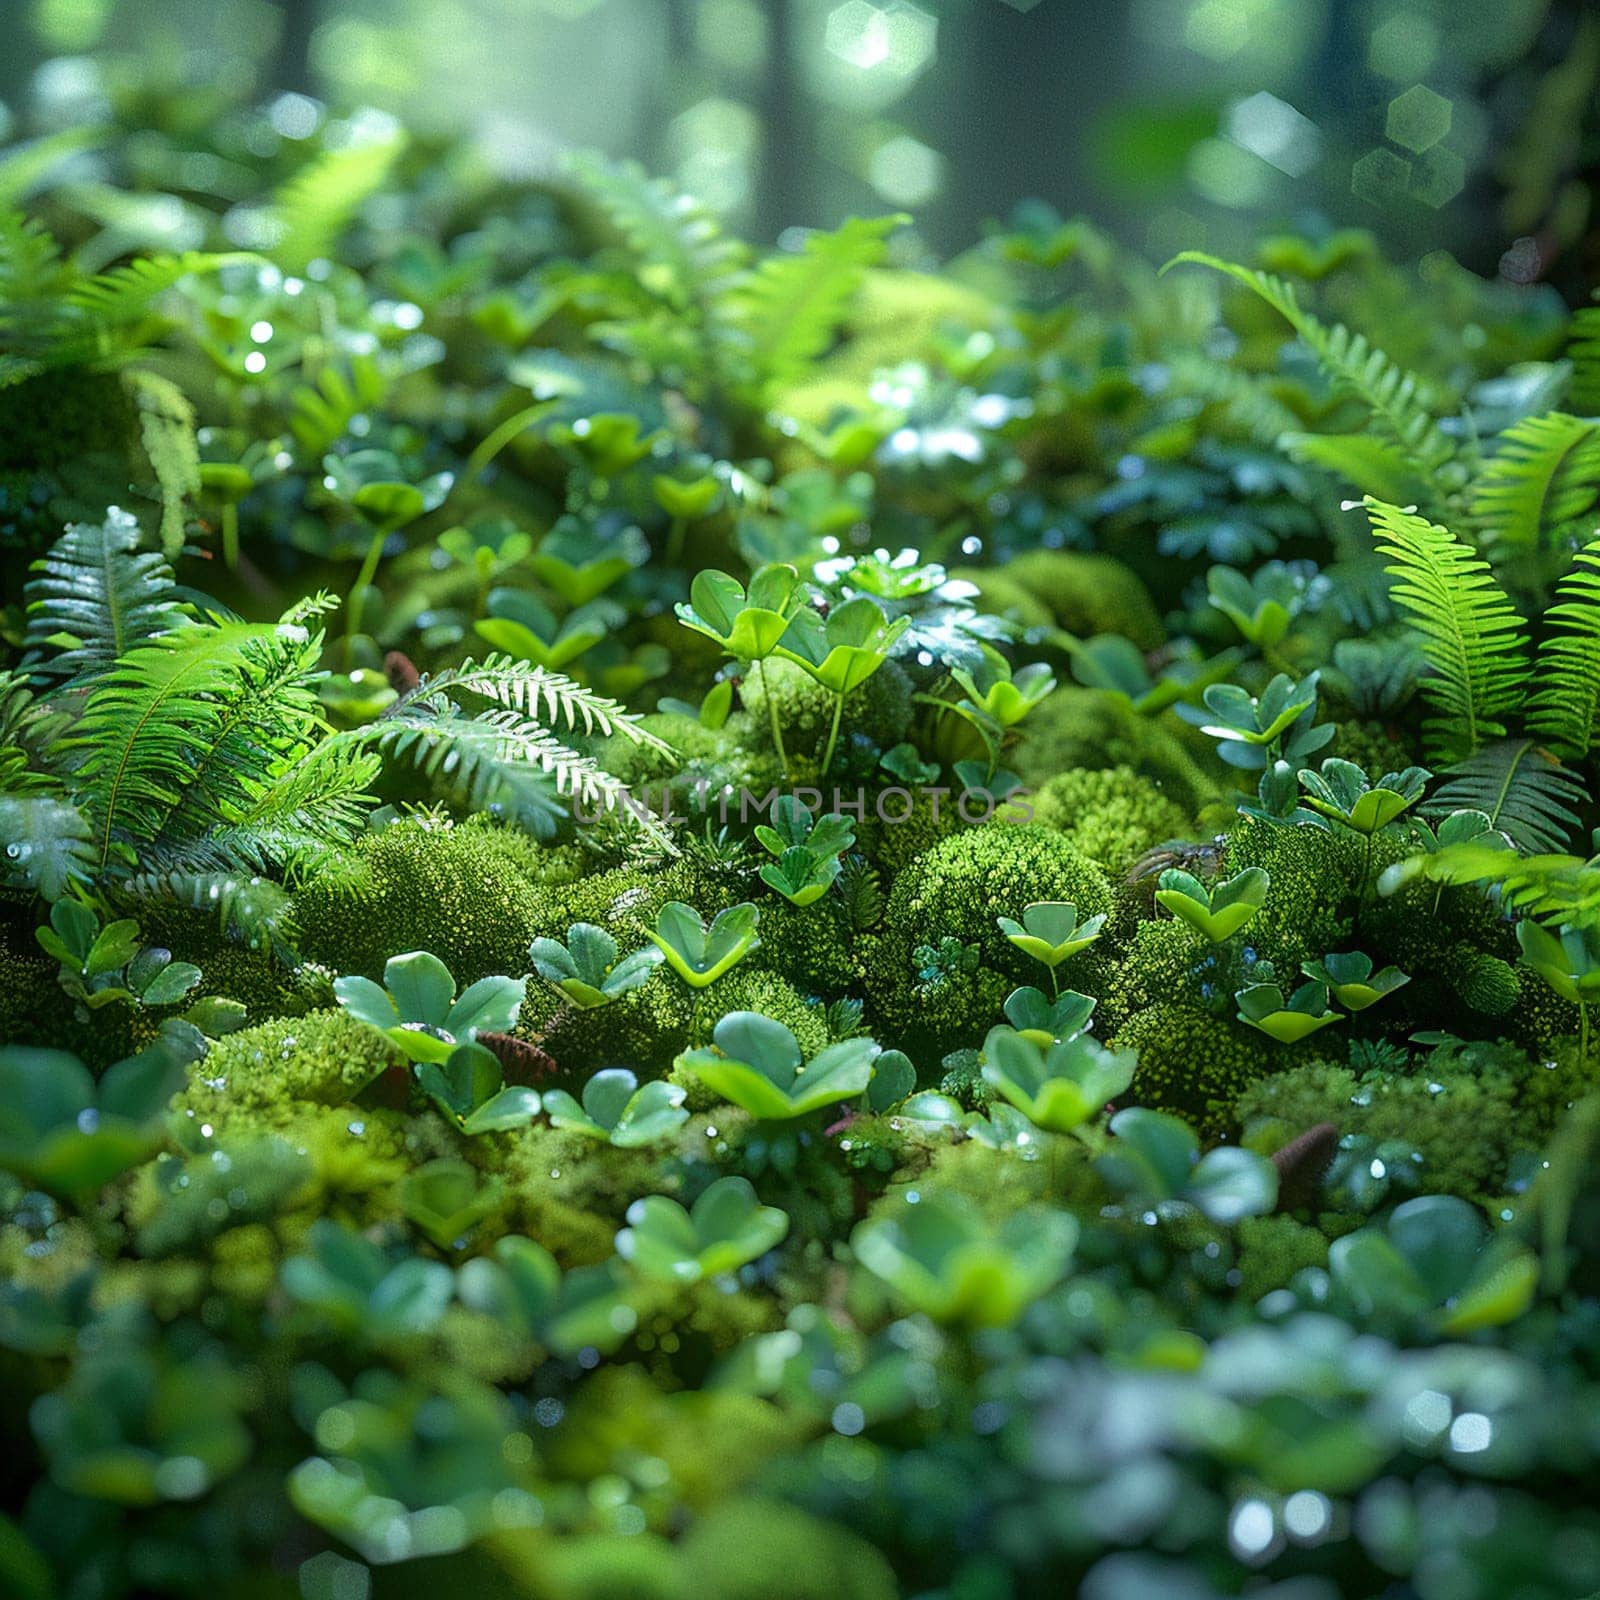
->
415;1042;542;1135
851;1192;1077;1326
1097;1107;1278;1223
333;950;526;1064
646;901;761;988
1155;866;1268;942
1301;952;1411;1012
995;901;1106;991
615;1176;789;1283
528;923;663;1007
979;1024;1134;1135
35;898;201;1011
676;1011;880;1118
1235;979;1343;1043
543;1068;689;1147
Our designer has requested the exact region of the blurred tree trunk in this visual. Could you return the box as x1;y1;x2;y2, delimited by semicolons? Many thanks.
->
271;0;317;94
756;0;806;239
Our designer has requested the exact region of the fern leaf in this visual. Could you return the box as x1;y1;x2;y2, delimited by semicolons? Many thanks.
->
268;129;405;271
1425;739;1586;853
1166;351;1303;448
422;656;675;752
68;623;265;869
1166;251;1466;505
66;250;262;326
1528;538;1600;759
1365;498;1529;763
289;353;387;453
122;868;302;957
1570;305;1600;414
0;795;95;901
23;510;185;682
1469;411;1600;563
1387;840;1600;929
729;215;904;400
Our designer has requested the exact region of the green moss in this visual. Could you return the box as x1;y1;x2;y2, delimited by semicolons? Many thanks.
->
177;1008;401;1130
294;815;549;981
1234;1215;1329;1300
0;369;138;473
1100;915;1216;1030
948;565;1055;629
750;896;861;997
1111;1003;1272;1140
1013;687;1220;815
1001;549;1165;650
1330;719;1415;781
1027;764;1193;873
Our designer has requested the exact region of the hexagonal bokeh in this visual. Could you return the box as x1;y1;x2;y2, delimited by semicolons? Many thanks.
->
1351;145;1413;205
1411;145;1466;208
1386;84;1453;153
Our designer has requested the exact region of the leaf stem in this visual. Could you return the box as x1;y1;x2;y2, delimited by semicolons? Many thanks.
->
221;502;239;569
759;659;792;780
820;689;846;779
345;524;387;662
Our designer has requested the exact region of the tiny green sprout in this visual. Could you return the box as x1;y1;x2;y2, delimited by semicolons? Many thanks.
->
36;900;201;1011
457;1237;639;1357
1096;1107;1278;1224
1003;986;1097;1046
676;564;807;775
1235;979;1343;1043
676;1011;880;1119
333;950;526;1063
759;846;842;907
979;1023;1134;1135
0;1035;196;1201
1196;671;1334;772
646;901;761;988
1206;562;1307;648
280;1220;455;1340
850;1191;1077;1327
398;1158;504;1250
996;901;1106;983
543;1068;689;1148
652;471;720;523
415;1042;542;1136
1301;952;1411;1012
950;646;1057;729
615;1175;789;1284
1155;866;1269;942
528;517;649;606
528;923;663;1008
1067;633;1241;716
1297;757;1429;835
549;410;660;476
775;595;911;775
1516;920;1600;1057
754;796;857;859
473;589;611;671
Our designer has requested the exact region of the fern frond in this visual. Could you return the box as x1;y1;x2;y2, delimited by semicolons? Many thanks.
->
1389;841;1600;929
1425;739;1586;854
0;795;95;901
0;208;67;323
121;868;301;958
1569;305;1600;414
1469;411;1600;564
126;368;200;557
420;655;675;752
268;129;406;271
68;623;267;869
1365;498;1529;763
566;153;747;390
1166;350;1303;447
289;353;387;453
66;250;262;327
23;509;186;682
1528;538;1600;760
1166;252;1466;506
729;215;904;400
0;672;69;791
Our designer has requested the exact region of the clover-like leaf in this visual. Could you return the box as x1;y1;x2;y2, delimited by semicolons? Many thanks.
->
1155;866;1269;942
615;1175;789;1284
1516;919;1600;1004
398;1158;503;1250
335;951;526;1063
753;796;856;859
980;1024;1133;1134
1301;951;1411;1011
995;901;1106;970
646;901;760;988
1097;1107;1279;1223
1298;757;1429;835
774;595;911;694
528;923;662;1008
851;1192;1077;1327
543;1068;688;1147
674;564;806;661
758;845;841;907
1235;979;1343;1043
677;1010;880;1119
1003;985;1097;1045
